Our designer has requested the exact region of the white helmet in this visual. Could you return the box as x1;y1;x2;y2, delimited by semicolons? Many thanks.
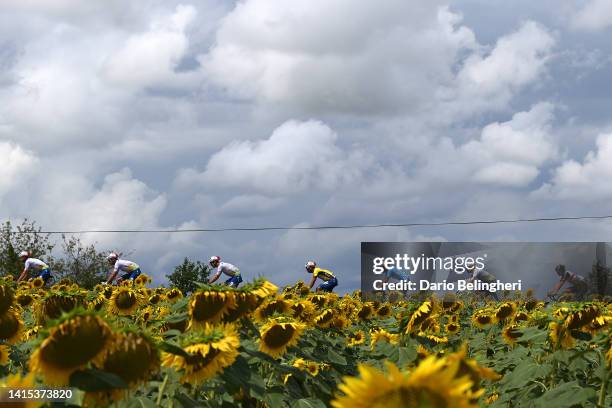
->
19;251;29;258
209;255;221;265
107;252;119;261
305;261;316;270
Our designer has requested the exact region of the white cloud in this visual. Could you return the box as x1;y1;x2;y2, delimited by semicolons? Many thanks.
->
461;102;557;186
0;141;38;196
102;5;198;88
535;133;612;200
220;195;285;216
202;1;477;115
181;119;372;195
202;1;554;119
571;0;612;31
452;21;555;117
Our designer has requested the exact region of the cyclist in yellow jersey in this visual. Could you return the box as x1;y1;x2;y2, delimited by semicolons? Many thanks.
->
305;261;338;292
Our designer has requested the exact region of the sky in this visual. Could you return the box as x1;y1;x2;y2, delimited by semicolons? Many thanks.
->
2;0;612;291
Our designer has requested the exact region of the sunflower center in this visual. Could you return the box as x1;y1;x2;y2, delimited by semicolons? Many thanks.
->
370;386;448;408
103;337;157;384
40;317;109;369
263;324;296;349
0;313;19;340
115;292;137;309
187;347;221;370
0;286;14;314
192;293;227;321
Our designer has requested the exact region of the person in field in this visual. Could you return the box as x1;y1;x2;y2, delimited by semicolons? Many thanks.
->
208;256;243;288
305;261;338;292
465;260;499;301
105;252;142;284
548;264;588;300
17;251;52;285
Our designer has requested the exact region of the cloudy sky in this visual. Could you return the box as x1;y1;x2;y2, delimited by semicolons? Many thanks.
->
2;0;612;291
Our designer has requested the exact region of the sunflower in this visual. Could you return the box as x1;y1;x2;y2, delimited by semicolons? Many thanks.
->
418;333;449;345
30;277;45;289
29;313;113;386
36;292;83;324
405;301;434;334
166;288;183;303
259;319;306;358
331;354;478;408
314;309;335;328
0;284;14;314
444;345;500;398
253;298;291;322
222;292;260;323
0;372;37;408
348;330;366;347
513;311;529;323
549;321;575;349
162;315;190;333
87;331;160;403
292;358;321;376
133;273;152;286
102;285;114;299
162;324;240;385
376;304;393;319
309;294;328;308
331;315;350;330
370;328;399;350
148;293;163;305
471;312;496;329
87;295;105;312
24;325;41;340
16;292;35;308
190;290;237;327
290;300;316;323
501;325;523;346
494;302;517;322
564;304;600;330
0;309;23;344
249;280;279;299
0;344;10;366
357;303;374;321
445;322;461;335
109;287;142;316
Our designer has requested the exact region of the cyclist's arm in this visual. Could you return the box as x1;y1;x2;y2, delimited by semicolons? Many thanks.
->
17;267;28;282
308;274;317;289
549;280;564;295
106;266;119;284
208;270;221;284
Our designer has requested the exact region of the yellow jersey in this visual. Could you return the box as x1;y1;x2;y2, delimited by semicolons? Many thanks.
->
313;268;335;281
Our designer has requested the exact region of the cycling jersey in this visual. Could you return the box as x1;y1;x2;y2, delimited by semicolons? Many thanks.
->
562;271;585;284
472;269;495;282
24;258;49;272
313;268;335;282
113;259;140;273
215;262;240;277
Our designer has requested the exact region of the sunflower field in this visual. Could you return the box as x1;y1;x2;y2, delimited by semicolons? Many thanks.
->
0;275;611;407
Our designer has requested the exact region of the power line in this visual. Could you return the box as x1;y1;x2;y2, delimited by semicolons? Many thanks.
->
9;214;612;234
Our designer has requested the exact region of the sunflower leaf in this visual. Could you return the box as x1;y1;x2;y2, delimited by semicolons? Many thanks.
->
159;341;191;358
69;368;128;391
291;398;327;408
326;348;347;365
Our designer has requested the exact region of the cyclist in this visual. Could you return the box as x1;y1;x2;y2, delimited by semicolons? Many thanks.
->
208;256;243;288
548;264;588;300
105;252;142;284
17;251;52;285
465;261;499;301
305;261;338;292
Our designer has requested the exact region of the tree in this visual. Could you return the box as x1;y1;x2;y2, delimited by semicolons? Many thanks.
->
0;219;56;278
168;258;210;295
53;235;109;289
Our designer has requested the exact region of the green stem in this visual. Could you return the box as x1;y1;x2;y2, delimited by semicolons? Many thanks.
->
157;373;169;406
598;369;609;408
